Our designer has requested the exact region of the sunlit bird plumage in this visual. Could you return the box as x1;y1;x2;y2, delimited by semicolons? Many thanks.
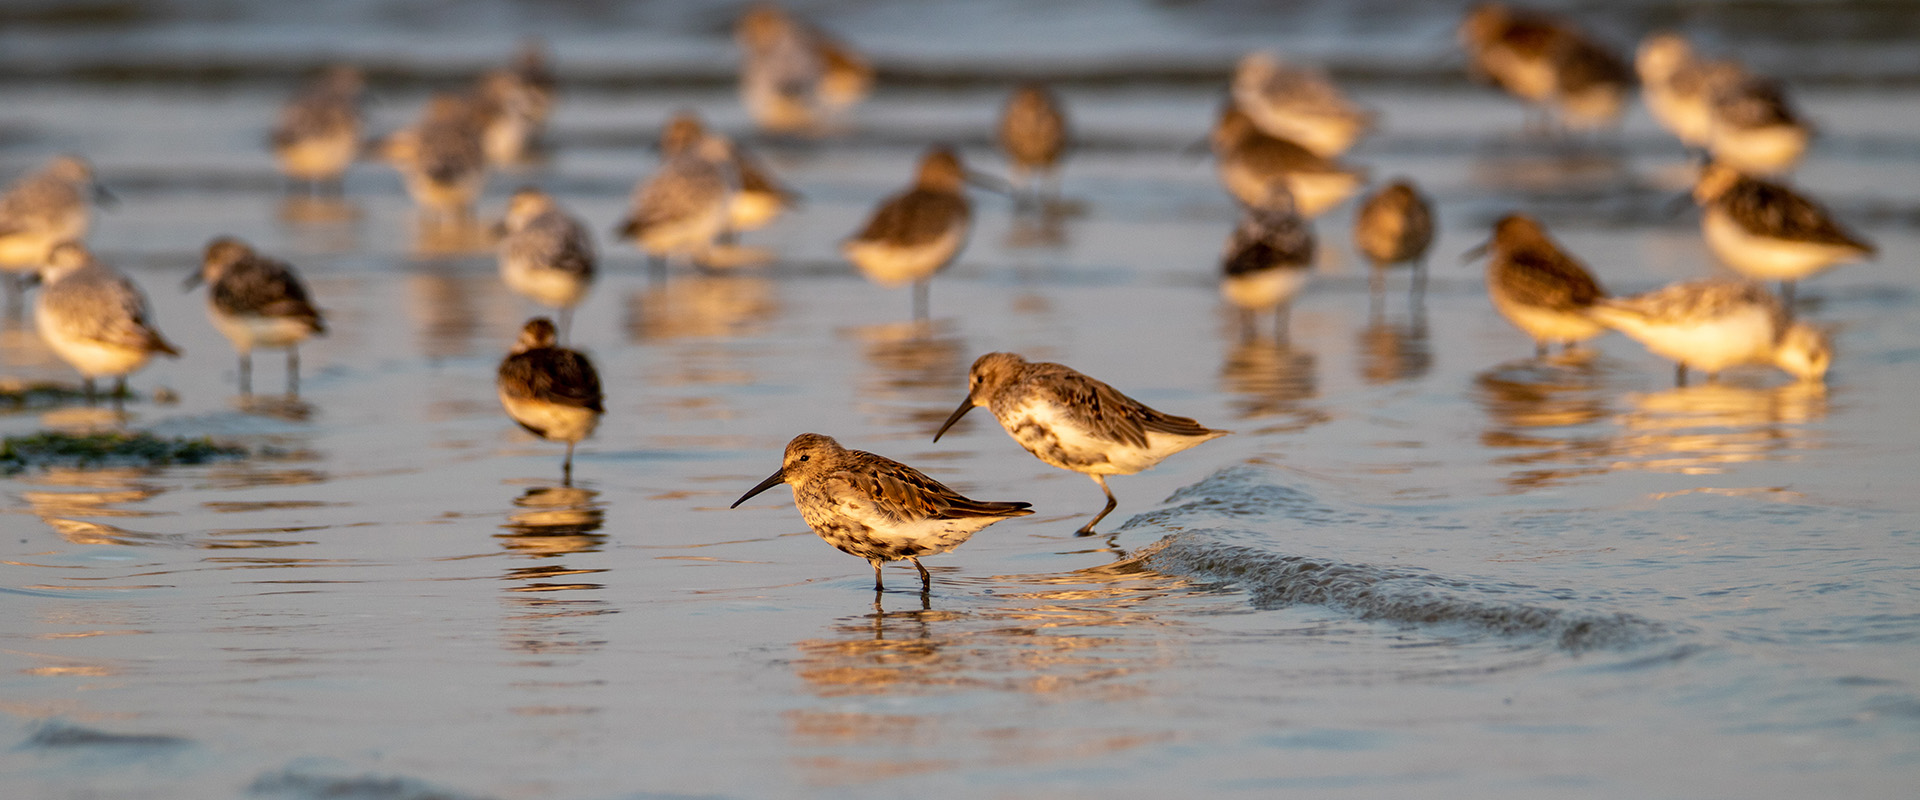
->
843;145;974;321
497;317;604;485
498;188;595;340
1692;162;1873;305
187;237;326;396
34;242;180;402
1230;52;1375;157
1353;178;1436;300
1210;104;1365;218
1459;3;1634;130
380;94;489;221
1472;213;1609;356
271;65;364;191
1220;184;1316;341
1587;278;1831;385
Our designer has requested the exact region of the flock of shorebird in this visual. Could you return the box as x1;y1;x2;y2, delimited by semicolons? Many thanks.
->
0;3;1881;591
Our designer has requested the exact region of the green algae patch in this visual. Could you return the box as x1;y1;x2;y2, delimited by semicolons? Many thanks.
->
0;432;245;473
0;381;98;412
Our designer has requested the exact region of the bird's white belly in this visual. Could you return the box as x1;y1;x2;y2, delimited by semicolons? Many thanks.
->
212;310;315;352
843;225;964;287
998;400;1208;476
499;393;600;443
1490;290;1605;344
502;258;590;309
1606;306;1775;373
1703;211;1861;281
36;319;151;378
1222;267;1310;312
1709;125;1808;176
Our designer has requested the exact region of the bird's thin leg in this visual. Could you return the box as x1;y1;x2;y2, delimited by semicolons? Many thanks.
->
112;376;127;410
910;557;930;591
912;280;930;323
557;308;573;346
562;441;576;486
3;274;20;318
1780;280;1797;312
83;377;96;405
1077;474;1118;536
870;559;885;592
1675;362;1688;387
1274;302;1292;345
1535;340;1549;359
1238;308;1256;343
286;347;300;398
1412;256;1428;305
238;351;252;396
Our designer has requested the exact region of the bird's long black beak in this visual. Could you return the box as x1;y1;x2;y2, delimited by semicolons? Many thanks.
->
181;270;203;291
730;467;787;508
1459;239;1491;265
931;394;975;442
965;170;1014;196
92;183;118;209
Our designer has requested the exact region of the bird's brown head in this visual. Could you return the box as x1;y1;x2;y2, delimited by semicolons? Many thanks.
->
513;317;559;354
192;236;255;289
731;433;843;508
934;352;1027;441
1692;161;1742;204
915;145;967;192
502;187;556;229
659;112;707;158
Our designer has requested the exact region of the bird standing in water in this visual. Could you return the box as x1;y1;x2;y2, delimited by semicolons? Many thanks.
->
497;317;604;485
998;83;1070;207
1220;184;1316;342
1352;179;1435;306
843;145;975;322
187;237;327;397
34;242;180;405
1469;213;1609;357
1587;278;1831;385
497;188;595;341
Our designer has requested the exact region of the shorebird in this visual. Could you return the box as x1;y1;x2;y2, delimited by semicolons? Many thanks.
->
998;82;1070;205
843;145;975;321
1352;178;1436;302
0;155;108;310
497;187;594;340
1229;53;1374;157
1210;104;1366;218
616;117;735;272
1468;213;1609;356
934;352;1229;535
186;237;327;396
1636;32;1736;149
33;242;179;403
1220;184;1315;342
1587;278;1830;385
497;317;604;485
658;112;798;236
271;65;364;193
731;432;1032;591
1707;71;1811;177
1459;3;1634;131
380;94;488;222
1692;162;1874;306
734;3;872;134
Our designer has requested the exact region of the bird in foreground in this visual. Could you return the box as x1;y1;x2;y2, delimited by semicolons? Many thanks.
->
733;3;872;135
935;352;1229;535
497;317;604;485
1458;3;1634;131
380;94;488;223
1229;52;1374;157
1691;162;1874;307
1220;184;1315;342
617;117;735;273
1210;104;1366;218
1469;214;1608;356
658;112;798;237
270;65;364;193
998;82;1070;206
1706;70;1812;177
186;237;327;397
731;432;1032;591
497;187;595;340
843;145;975;321
1352;178;1436;303
1587;278;1830;385
0;155;109;307
33;242;179;403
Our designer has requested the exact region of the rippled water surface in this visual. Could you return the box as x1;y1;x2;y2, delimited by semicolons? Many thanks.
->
3;2;1919;798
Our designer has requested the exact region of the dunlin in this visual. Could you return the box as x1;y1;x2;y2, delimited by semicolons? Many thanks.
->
998;82;1070;204
1469;214;1608;356
734;3;872;134
1352;178;1435;301
658;112;798;236
1692;162;1873;306
380;94;488;222
616;116;735;272
1588;278;1830;385
843;145;974;321
934;352;1229;535
731;432;1032;591
1707;72;1811;177
1459;3;1633;131
1230;53;1374;157
33;242;179;403
1220;185;1315;341
497;317;604;485
186;237;327;396
271;65;364;193
497;187;595;340
0;155;108;306
1636;33;1736;149
1210;104;1365;218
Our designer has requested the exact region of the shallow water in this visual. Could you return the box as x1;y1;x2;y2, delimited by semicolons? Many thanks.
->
4;2;1920;798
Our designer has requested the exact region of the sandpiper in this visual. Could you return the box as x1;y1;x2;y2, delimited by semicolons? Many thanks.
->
731;432;1032;591
1220;184;1315;342
186;237;327;396
1210;104;1366;218
33;242;179;403
1692;162;1874;306
497;317;604;485
1458;3;1633;131
1636;32;1729;149
380;94;488;222
1707;71;1811;177
1469;213;1609;356
271;65;364;193
934;352;1229;535
1352;178;1436;301
734;3;872;134
1230;53;1374;157
497;187;594;340
0;155;108;308
1587;278;1830;385
998;82;1070;205
843;145;974;321
616;116;735;272
658;112;798;236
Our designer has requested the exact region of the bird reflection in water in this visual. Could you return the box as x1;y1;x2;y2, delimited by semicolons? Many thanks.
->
1356;305;1431;386
409;214;493;260
1002;197;1079;250
408;267;514;362
497;484;611;661
276;195;362;255
847;320;966;431
1469;144;1631;199
1218;336;1322;428
625;273;778;342
1474;355;1617;490
234;393;315;422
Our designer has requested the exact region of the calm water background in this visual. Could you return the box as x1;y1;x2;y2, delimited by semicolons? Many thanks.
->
3;1;1919;797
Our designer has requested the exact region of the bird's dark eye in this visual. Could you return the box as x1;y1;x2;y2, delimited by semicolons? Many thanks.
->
798;454;810;461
